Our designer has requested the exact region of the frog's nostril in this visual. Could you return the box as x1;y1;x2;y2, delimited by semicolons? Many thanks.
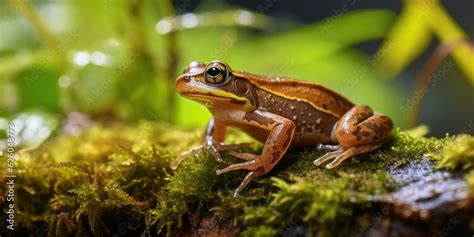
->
183;76;191;82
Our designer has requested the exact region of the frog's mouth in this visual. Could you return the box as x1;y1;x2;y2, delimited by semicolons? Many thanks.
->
181;91;246;105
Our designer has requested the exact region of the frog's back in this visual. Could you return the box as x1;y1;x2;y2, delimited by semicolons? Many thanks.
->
236;71;354;118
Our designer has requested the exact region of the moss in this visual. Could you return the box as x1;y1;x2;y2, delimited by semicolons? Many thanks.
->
428;134;474;196
431;135;474;170
240;177;356;236
2;122;473;236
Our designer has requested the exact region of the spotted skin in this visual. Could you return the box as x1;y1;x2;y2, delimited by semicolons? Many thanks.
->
254;88;339;146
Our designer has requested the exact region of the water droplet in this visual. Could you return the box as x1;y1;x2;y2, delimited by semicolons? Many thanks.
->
73;51;90;66
58;75;71;88
156;19;173;34
181;13;199;28
91;51;108;65
38;127;51;139
236;10;254;26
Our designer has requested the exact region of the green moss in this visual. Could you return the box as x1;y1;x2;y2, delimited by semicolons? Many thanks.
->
432;135;474;170
3;122;473;236
241;177;354;236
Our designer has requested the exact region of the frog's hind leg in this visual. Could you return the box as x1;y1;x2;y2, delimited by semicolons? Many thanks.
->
313;105;393;169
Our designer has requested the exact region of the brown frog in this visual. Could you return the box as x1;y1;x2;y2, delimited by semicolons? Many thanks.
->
171;61;393;196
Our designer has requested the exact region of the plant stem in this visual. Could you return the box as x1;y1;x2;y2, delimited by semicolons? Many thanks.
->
158;0;179;122
7;0;61;51
421;0;474;85
0;49;49;78
405;40;468;128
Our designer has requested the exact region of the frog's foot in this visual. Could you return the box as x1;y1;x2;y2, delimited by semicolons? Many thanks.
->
232;169;265;197
313;142;384;169
313;149;345;166
170;142;252;170
215;157;264;197
171;142;224;170
215;157;266;197
170;145;204;170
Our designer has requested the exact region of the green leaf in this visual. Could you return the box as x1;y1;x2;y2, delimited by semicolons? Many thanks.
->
374;1;432;79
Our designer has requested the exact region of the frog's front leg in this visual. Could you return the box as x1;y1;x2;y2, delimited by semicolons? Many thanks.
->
313;105;393;169
215;110;295;196
171;117;227;169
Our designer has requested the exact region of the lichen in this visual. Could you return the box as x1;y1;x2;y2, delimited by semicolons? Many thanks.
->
2;122;473;236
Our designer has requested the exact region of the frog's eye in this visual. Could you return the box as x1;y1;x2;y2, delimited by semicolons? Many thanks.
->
204;62;231;85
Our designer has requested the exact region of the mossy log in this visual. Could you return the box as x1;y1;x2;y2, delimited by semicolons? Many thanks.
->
1;121;473;237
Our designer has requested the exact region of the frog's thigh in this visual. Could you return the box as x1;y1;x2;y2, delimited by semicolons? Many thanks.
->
334;105;393;147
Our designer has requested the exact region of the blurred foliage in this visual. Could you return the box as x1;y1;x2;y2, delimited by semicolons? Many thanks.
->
376;0;473;84
0;121;472;236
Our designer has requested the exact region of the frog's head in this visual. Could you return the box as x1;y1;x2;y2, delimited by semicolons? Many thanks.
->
176;61;257;110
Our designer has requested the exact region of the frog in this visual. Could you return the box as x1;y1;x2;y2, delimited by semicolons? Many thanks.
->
171;60;393;196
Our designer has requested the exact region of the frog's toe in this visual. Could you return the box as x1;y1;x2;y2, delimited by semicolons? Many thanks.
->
208;144;223;162
170;145;204;169
233;170;264;197
314;147;357;169
313;150;344;166
325;142;385;169
215;160;260;175
325;147;355;169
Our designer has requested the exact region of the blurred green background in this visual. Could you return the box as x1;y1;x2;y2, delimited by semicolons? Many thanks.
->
0;0;473;150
